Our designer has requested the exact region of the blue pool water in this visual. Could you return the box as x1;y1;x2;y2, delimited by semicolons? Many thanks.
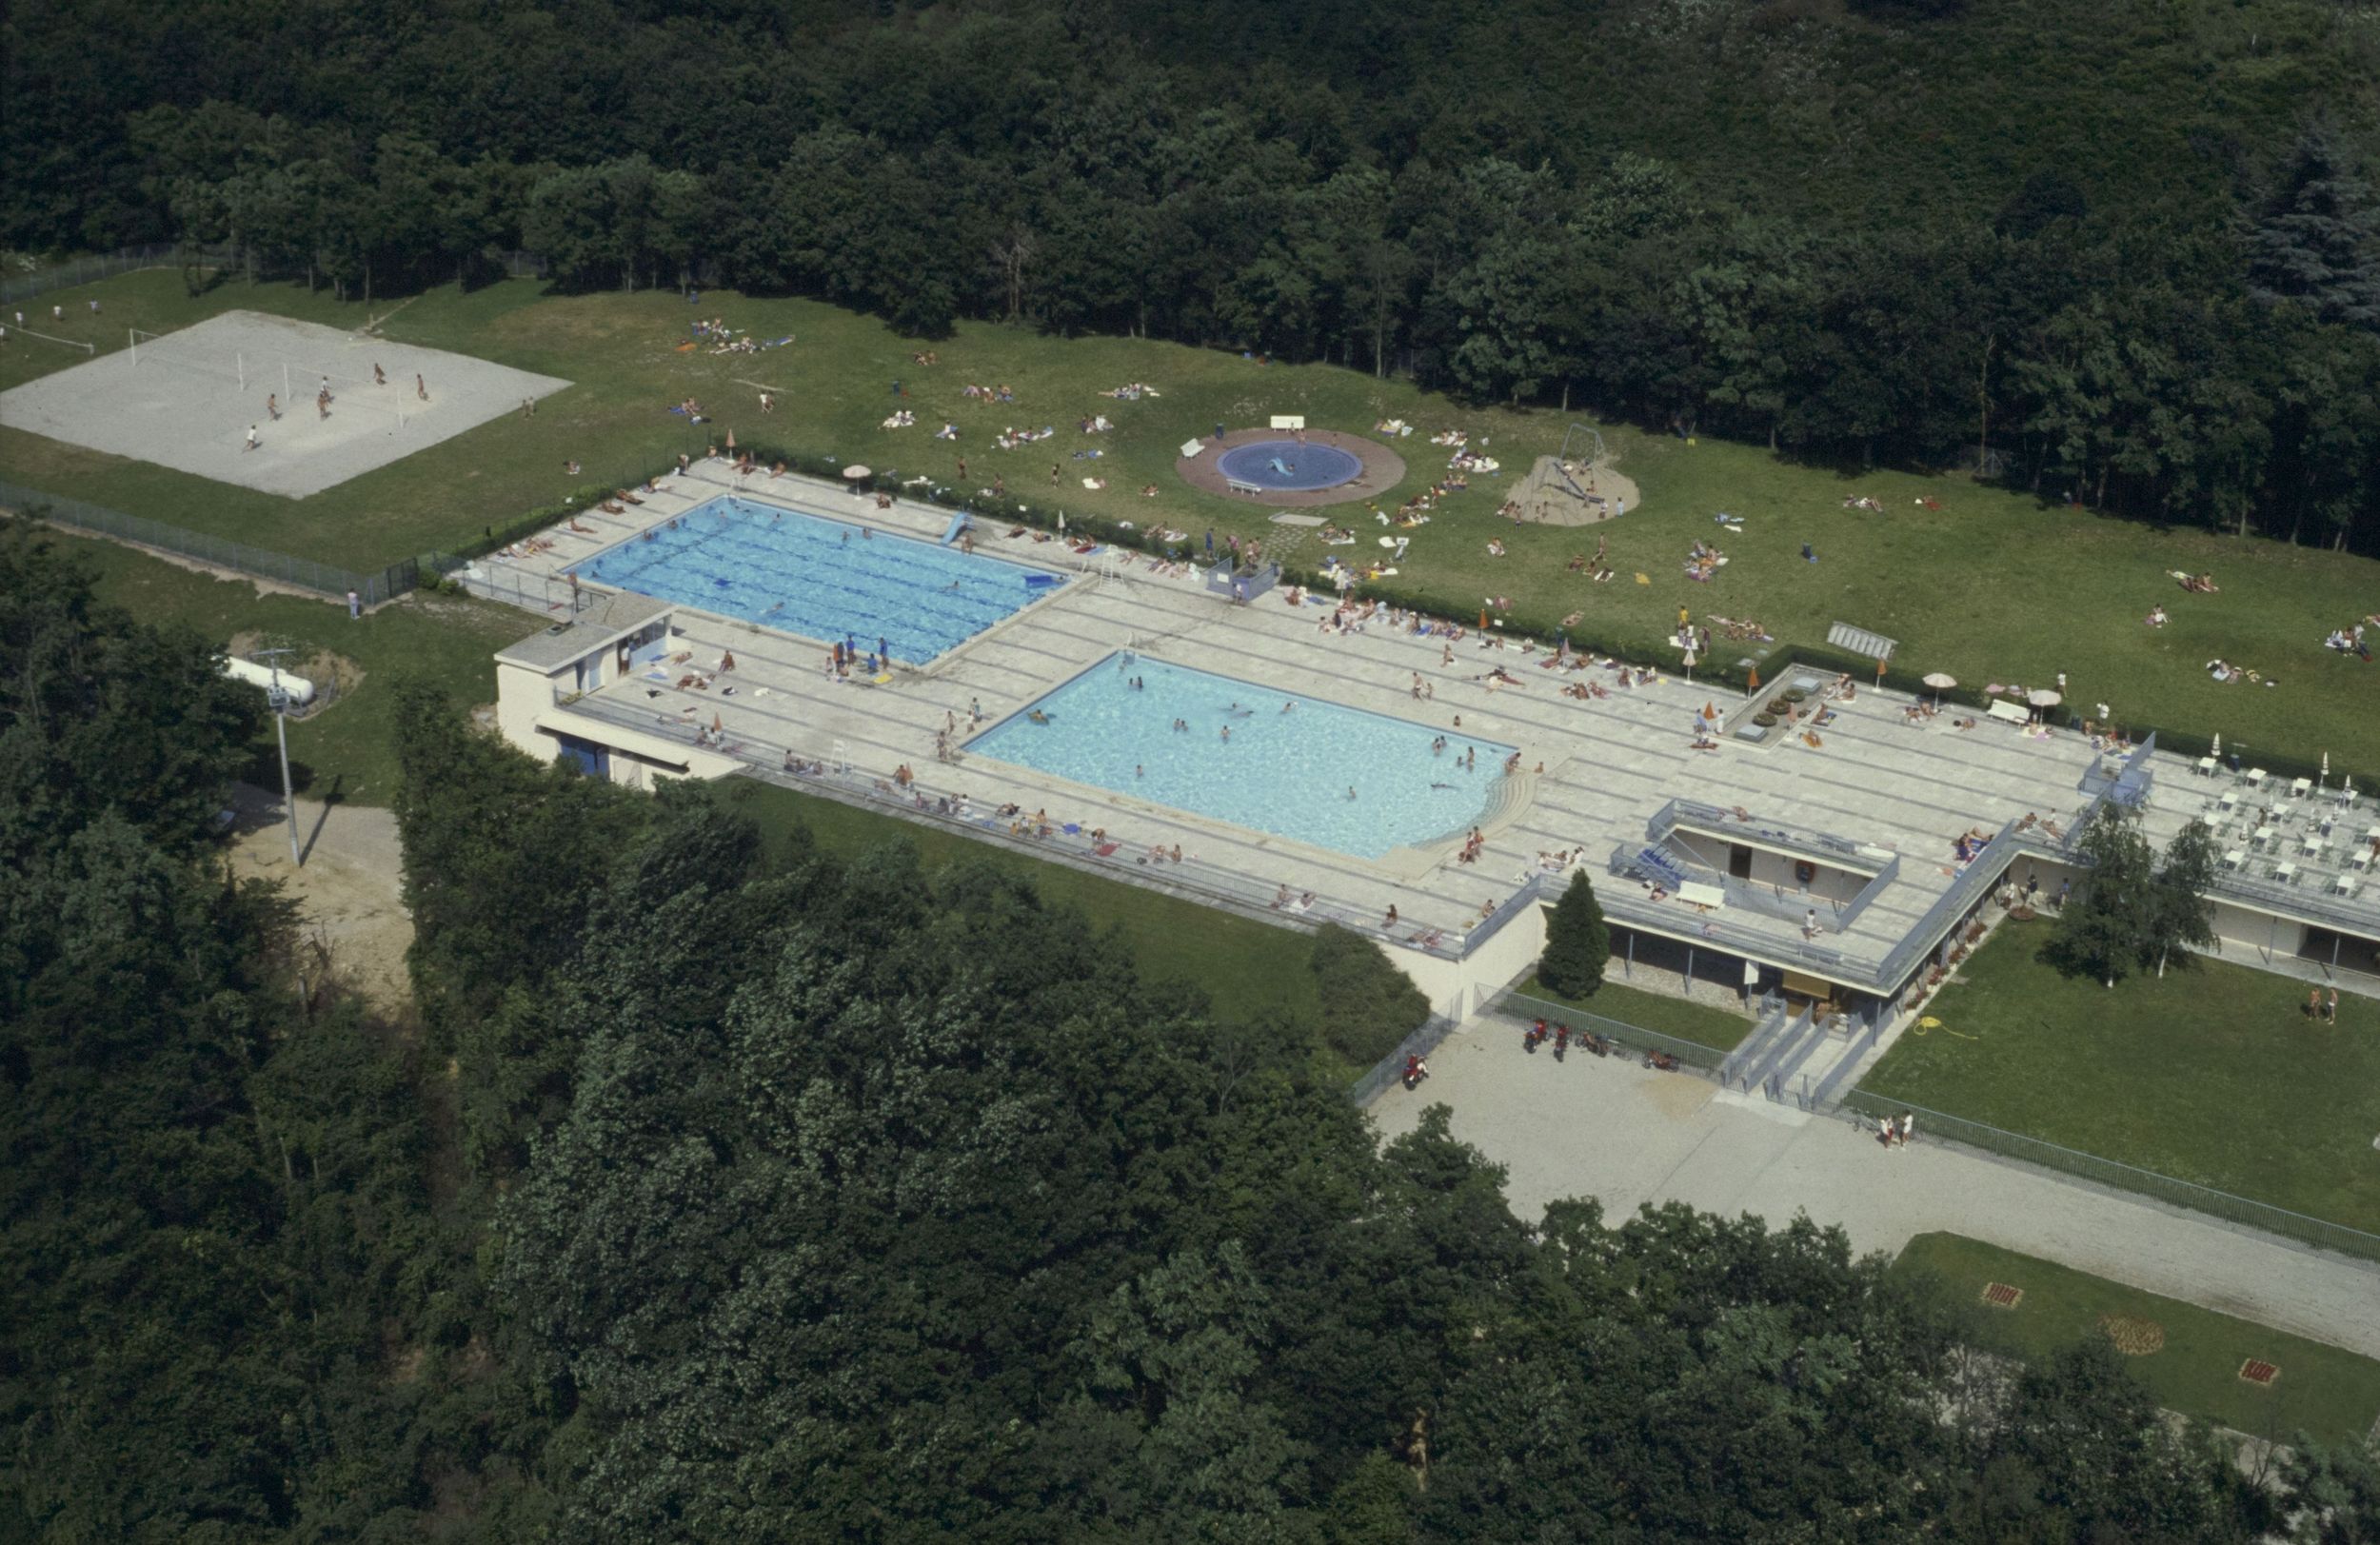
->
971;654;1517;860
583;497;1061;664
1218;439;1362;491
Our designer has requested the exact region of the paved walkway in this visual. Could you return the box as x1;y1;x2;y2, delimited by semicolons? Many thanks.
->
1369;1018;2380;1359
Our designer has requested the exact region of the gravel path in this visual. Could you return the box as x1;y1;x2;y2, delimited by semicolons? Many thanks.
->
1370;1017;2380;1358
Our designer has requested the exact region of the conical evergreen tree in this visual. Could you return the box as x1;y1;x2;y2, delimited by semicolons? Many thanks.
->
1538;872;1610;999
2246;125;2380;327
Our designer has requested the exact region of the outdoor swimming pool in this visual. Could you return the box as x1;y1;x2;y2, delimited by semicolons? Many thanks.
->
970;654;1518;860
583;497;1061;664
1217;439;1363;491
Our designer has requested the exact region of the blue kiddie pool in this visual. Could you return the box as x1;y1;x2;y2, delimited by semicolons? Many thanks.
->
1216;439;1363;492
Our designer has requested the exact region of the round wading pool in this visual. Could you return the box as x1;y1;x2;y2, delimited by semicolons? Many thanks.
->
1215;439;1364;491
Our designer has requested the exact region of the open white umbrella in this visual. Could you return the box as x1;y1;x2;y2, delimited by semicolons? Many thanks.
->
2027;688;2062;706
1921;670;1956;707
842;465;871;480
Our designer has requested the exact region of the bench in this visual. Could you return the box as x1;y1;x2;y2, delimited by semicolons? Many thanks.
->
1225;477;1263;496
1985;699;2031;724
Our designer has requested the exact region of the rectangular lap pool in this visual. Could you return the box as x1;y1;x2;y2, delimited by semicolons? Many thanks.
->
971;654;1518;861
583;496;1062;664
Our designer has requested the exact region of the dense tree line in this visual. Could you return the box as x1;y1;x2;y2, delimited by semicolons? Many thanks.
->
6;0;2379;547
10;520;2380;1536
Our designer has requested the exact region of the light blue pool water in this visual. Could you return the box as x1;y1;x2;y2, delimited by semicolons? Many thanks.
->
1218;439;1363;491
971;654;1518;860
583;496;1061;664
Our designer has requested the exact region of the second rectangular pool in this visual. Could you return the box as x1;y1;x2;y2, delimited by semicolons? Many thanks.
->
970;654;1518;861
583;496;1061;664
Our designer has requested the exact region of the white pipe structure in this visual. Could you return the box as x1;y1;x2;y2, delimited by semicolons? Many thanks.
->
221;656;316;705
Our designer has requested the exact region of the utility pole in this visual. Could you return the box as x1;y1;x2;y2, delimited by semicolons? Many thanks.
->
254;646;303;868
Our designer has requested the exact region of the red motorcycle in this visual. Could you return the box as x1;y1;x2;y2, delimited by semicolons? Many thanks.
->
1402;1054;1430;1090
1524;1018;1548;1054
1554;1023;1571;1060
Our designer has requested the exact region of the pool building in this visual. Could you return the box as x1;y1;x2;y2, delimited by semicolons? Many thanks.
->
485;463;2380;1035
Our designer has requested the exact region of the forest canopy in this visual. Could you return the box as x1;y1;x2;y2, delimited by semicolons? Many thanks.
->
5;0;2379;549
4;517;2372;1540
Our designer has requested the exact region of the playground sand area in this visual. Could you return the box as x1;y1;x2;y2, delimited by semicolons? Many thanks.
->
0;309;568;498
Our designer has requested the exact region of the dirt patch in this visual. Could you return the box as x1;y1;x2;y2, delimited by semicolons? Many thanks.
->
1639;1066;1715;1121
228;783;413;1010
2098;1315;2168;1356
1506;455;1642;526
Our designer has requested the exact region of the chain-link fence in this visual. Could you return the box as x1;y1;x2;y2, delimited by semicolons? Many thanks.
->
0;480;421;604
1837;1092;2380;1263
1348;1014;1462;1106
1489;988;1742;1074
0;245;236;306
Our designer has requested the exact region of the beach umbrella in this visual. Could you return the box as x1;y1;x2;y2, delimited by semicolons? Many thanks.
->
2321;752;2329;787
1921;670;1956;707
842;465;871;480
2028;688;2061;705
1680;645;1697;683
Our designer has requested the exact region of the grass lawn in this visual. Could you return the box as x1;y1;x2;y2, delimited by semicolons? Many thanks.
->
1513;973;1756;1054
723;776;1344;1067
5;268;2380;780
1893;1232;2380;1445
1863;920;2380;1236
60;531;528;807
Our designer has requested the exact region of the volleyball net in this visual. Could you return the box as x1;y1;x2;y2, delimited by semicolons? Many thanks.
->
128;329;408;426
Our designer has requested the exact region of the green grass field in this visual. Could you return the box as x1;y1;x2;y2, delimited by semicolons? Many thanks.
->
64;533;529;806
1894;1232;2380;1444
1863;921;2380;1235
1513;972;1757;1054
6;267;2380;780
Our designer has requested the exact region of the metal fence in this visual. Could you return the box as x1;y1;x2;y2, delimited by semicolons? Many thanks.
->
1490;988;1744;1074
1347;1013;1463;1106
1837;1092;2380;1263
0;244;234;306
1;481;420;604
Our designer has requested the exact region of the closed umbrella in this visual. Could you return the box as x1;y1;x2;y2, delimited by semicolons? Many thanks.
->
2211;732;2221;762
1921;670;1956;707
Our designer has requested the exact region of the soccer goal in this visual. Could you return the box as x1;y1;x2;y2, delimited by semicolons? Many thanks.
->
128;327;248;389
8;326;94;355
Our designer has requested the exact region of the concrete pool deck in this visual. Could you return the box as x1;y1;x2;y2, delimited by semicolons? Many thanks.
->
478;459;2171;995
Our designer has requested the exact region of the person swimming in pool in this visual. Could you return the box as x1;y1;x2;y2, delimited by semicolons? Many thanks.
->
1027;709;1052;724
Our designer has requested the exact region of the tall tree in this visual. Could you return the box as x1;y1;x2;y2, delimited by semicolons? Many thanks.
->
1538;872;1610;1000
2247;126;2380;329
